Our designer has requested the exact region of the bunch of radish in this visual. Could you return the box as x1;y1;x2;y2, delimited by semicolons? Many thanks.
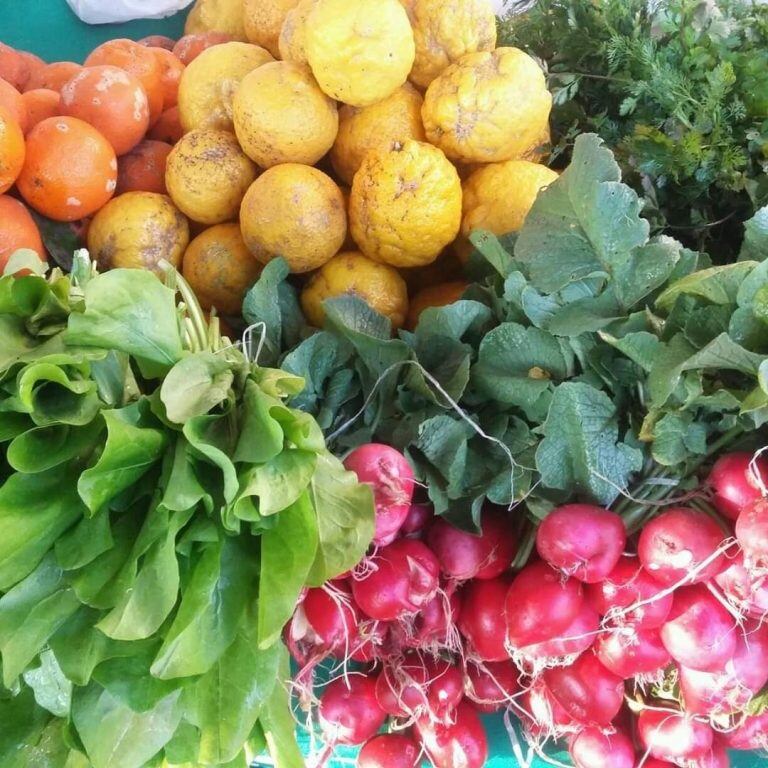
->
286;446;768;768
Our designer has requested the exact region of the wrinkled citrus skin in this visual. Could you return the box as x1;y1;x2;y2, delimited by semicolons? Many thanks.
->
244;0;301;59
301;251;408;329
184;0;247;40
349;140;462;268
331;83;426;186
240;164;346;274
306;0;415;107
165;130;257;225
278;0;316;65
406;0;497;89
87;192;189;273
178;42;273;133
422;47;552;164
182;223;262;315
233;61;338;168
406;280;468;329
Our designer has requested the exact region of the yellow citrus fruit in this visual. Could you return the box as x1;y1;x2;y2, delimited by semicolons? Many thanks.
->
305;0;415;107
182;223;262;315
460;159;558;260
405;0;496;89
243;0;300;59
330;83;426;186
349;139;462;268
233;61;338;168
520;123;552;164
240;164;346;273
301;251;408;329
422;47;552;164
278;0;316;65
406;280;468;330
184;0;247;40
165;130;257;225
87;191;189;273
178;42;273;133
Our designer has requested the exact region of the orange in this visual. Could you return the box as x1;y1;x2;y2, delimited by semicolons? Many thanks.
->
0;194;45;269
21;89;61;131
17;116;117;221
406;280;468;330
148;106;184;144
0;107;25;194
151;48;185;109
182;223;262;314
173;32;235;65
17;52;46;89
0;43;29;91
138;36;176;51
116;140;172;195
0;78;28;134
25;62;82;93
85;40;164;126
60;66;150;156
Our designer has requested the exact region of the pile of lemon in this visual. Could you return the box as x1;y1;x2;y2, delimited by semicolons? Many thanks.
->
102;0;556;330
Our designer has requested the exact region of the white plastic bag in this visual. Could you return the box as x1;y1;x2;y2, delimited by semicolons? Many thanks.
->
65;0;195;25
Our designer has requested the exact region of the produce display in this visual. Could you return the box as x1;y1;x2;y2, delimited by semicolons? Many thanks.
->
0;1;767;768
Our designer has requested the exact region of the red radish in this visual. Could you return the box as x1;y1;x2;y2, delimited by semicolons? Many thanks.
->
723;711;768;750
637;507;727;586
521;680;578;734
715;551;768;618
426;509;517;581
352;538;439;621
660;585;737;672
595;626;671;679
505;561;584;648
422;655;465;721
517;602;600;666
542;652;624;726
637;761;674;768
708;451;768;521
358;734;420;768
568;727;635;768
536;504;626;583
318;674;386;746
637;708;713;762
735;497;768;567
464;661;519;713
458;576;512;661
400;502;434;536
687;739;729;768
343;444;415;546
417;701;488;768
586;556;673;629
302;585;357;653
349;620;391;663
407;590;460;649
375;667;422;717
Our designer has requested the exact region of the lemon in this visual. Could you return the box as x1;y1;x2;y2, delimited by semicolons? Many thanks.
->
184;0;247;39
279;0;316;65
243;0;301;59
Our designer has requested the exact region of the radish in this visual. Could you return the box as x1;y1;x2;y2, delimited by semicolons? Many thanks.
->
595;626;671;679
426;508;517;581
417;701;488;768
357;734;420;768
715;551;768;619
375;667;422;717
350;620;392;663
708;451;768;521
568;727;635;768
660;585;737;673
464;661;519;713
505;561;584;648
400;502;434;536
352;538;439;621
407;589;460;650
723;711;768;750
682;738;729;768
536;504;626;583
637;507;727;586
521;679;578;734
343;443;415;546
735;497;768;567
586;556;673;629
302;585;358;654
636;708;713;762
458;576;512;661
318;674;387;746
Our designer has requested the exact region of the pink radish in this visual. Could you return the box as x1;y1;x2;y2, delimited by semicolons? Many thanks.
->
542;652;624;726
637;507;727;586
505;561;584;648
687;738;729;768
318;674;386;746
595;627;671;679
352;538;439;621
715;551;768;619
464;661;519;713
407;590;460;650
517;602;600;666
400;502;434;536
536;504;626;583
357;734;420;768
458;576;512;661
735;497;768;567
586;556;673;629
343;443;415;546
723;711;768;750
568;727;635;768
708;451;768;521
637;708;713;762
660;585;737;672
417;701;488;768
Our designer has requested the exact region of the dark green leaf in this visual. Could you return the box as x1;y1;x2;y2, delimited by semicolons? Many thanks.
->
7;420;104;474
741;205;768;261
656;262;758;312
55;510;113;570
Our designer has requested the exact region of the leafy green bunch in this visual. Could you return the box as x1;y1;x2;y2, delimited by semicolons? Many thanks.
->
244;134;768;538
499;0;768;259
0;255;373;768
